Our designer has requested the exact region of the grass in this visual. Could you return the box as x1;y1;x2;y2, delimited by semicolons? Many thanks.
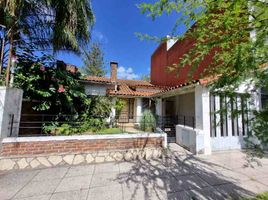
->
96;128;125;134
253;192;268;200
241;192;268;200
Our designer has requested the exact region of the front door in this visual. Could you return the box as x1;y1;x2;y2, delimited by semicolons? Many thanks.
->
119;98;134;122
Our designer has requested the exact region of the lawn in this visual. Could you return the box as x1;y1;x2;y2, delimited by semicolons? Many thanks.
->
96;128;125;134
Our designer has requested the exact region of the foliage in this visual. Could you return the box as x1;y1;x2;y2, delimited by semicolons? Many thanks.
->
14;49;88;113
140;110;156;132
88;96;113;118
82;42;106;76
242;192;268;200
1;0;94;52
139;0;268;153
140;74;150;82
114;99;126;119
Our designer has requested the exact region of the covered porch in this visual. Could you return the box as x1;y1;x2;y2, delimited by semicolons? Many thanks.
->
155;83;213;154
155;81;258;155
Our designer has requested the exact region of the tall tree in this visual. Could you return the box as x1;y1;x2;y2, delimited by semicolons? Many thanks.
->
0;0;95;85
139;0;268;154
82;42;106;77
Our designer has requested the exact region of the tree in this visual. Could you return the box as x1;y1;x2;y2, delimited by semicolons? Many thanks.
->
0;0;95;85
140;74;150;82
14;49;88;114
82;42;106;77
139;0;268;154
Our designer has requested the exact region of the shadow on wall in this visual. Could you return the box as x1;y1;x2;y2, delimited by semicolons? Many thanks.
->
115;149;256;200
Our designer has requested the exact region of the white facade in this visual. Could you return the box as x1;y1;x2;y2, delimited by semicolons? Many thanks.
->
0;87;23;139
156;81;261;155
84;83;108;96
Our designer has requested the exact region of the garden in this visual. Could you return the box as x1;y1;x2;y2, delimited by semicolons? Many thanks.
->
13;48;157;136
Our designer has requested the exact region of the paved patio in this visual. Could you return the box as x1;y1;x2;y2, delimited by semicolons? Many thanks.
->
1;144;268;200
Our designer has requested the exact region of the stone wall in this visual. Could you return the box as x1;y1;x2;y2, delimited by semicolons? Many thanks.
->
0;133;166;171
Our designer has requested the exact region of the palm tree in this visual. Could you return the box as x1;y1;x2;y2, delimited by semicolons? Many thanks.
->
0;0;95;85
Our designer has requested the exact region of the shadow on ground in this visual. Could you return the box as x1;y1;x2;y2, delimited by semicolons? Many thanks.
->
116;147;263;200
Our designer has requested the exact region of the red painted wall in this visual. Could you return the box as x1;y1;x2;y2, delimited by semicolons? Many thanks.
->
151;37;216;86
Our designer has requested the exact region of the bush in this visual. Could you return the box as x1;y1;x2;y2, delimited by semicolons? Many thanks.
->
140;110;156;132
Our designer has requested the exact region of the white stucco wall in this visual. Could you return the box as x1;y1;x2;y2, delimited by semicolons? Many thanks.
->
0;87;23;139
84;84;108;96
136;98;142;122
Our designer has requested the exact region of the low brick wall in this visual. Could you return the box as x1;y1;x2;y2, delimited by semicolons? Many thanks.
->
0;133;167;171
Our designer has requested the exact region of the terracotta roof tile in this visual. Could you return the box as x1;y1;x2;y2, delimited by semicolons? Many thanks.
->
84;76;111;83
107;83;161;97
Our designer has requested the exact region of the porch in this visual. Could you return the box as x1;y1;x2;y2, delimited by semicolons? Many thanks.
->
155;84;256;155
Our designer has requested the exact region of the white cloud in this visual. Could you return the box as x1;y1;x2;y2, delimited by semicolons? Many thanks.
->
117;66;139;80
92;30;108;44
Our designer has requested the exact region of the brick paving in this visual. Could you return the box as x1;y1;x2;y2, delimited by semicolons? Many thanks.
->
0;143;268;200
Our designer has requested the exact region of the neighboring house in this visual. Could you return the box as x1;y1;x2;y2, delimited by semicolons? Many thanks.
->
81;39;266;155
80;62;163;123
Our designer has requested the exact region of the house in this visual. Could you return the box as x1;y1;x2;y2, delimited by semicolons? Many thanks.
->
80;62;163;124
81;39;266;155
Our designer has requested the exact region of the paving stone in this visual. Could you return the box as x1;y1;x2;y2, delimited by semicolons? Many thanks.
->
32;167;68;181
66;165;95;177
50;190;88;200
237;180;268;194
17;158;28;169
176;174;210;190
88;184;123;200
37;157;51;167
0;159;15;170
95;156;105;163
90;172;120;187
14;179;61;198
0;171;39;200
122;182;160;200
73;155;85;165
30;159;40;168
187;186;226;200
258;177;268;186
149;175;184;193
124;152;133;161
86;154;94;163
94;162;119;174
105;155;115;162
214;183;255;199
48;156;62;166
63;155;75;165
114;152;123;161
13;194;51;200
119;162;136;173
145;149;153;160
55;175;92;192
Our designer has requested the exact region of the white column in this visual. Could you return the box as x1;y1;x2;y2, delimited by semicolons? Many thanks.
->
156;98;162;116
108;98;116;126
136;98;142;122
0;87;23;138
195;85;212;155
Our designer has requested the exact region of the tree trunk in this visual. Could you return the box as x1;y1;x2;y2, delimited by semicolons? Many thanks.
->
0;36;5;74
5;31;13;87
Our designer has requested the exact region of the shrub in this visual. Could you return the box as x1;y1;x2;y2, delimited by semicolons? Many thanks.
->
140;110;156;132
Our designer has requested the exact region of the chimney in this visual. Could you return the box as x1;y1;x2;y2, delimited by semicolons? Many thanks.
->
110;61;118;82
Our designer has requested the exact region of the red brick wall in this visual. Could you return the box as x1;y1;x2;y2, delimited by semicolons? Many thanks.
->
1;137;163;156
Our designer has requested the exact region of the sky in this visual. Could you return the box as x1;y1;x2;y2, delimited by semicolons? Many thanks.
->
56;0;186;80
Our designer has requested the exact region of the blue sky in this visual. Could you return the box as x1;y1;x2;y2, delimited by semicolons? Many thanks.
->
56;0;186;79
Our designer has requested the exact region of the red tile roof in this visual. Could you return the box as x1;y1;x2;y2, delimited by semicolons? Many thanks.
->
84;76;111;83
83;75;163;97
107;84;160;97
